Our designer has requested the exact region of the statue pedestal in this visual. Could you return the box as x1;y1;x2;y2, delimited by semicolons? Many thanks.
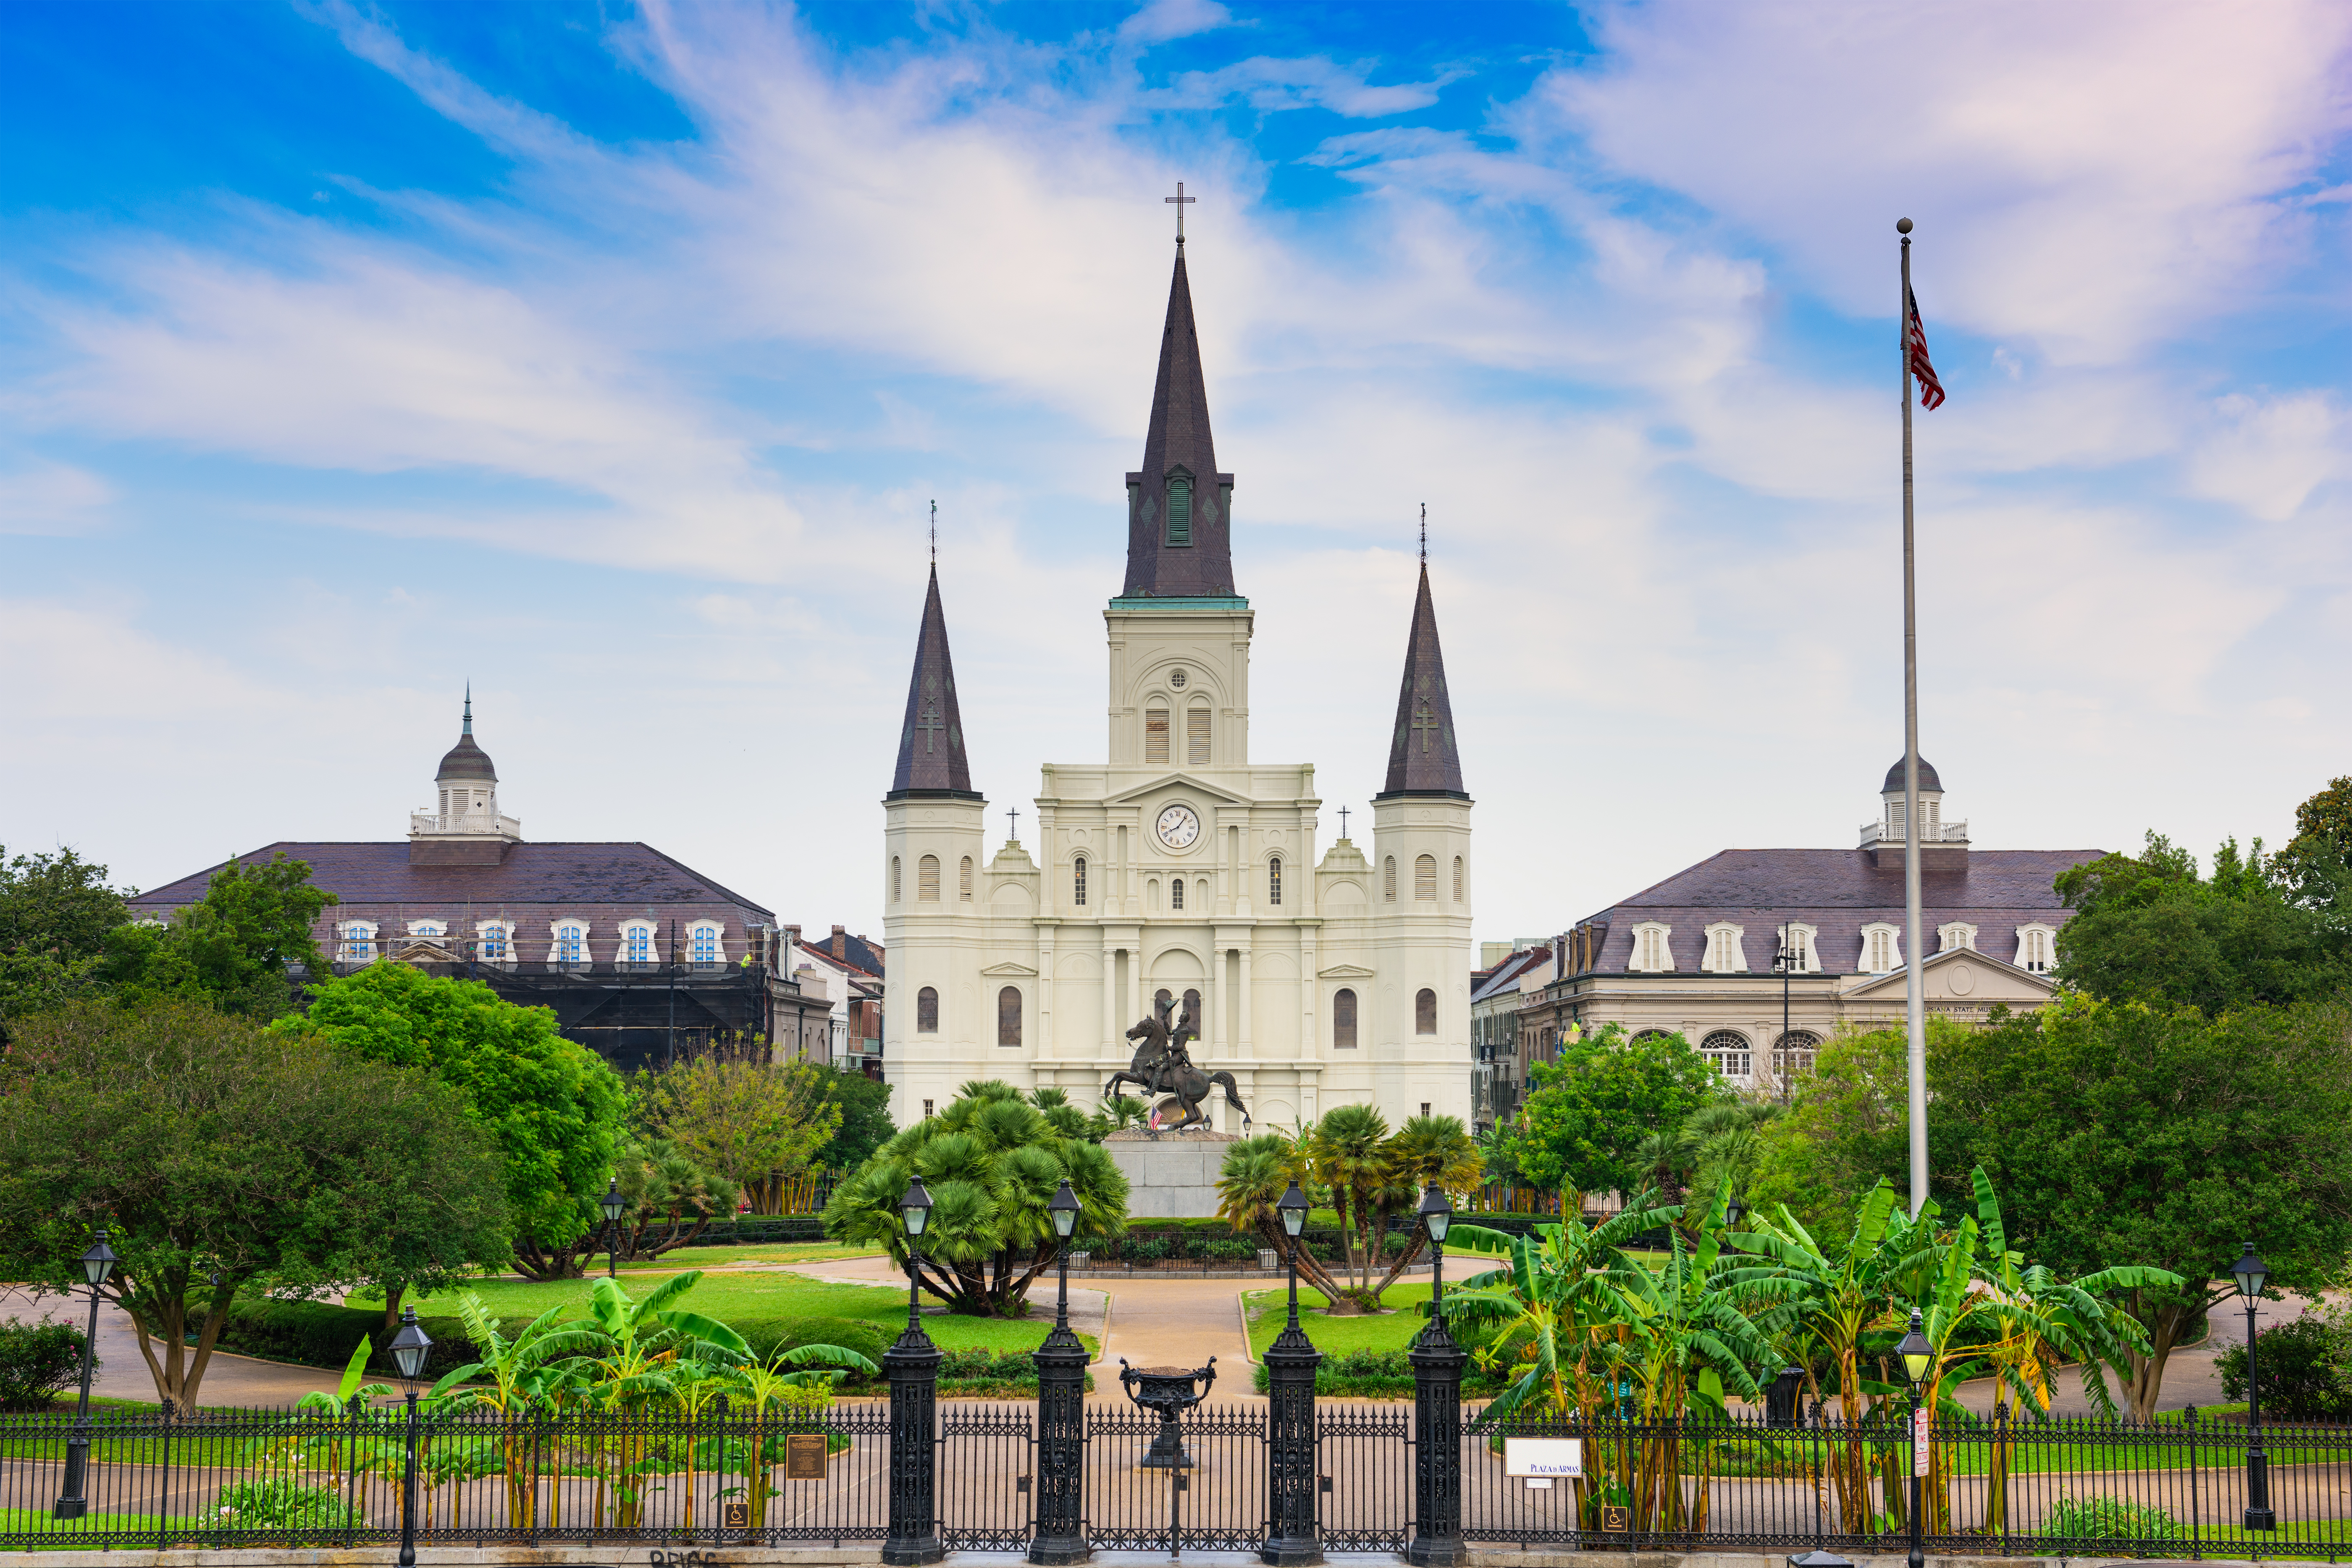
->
1102;1127;1240;1219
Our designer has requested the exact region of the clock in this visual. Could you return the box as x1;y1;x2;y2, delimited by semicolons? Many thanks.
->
1155;804;1201;850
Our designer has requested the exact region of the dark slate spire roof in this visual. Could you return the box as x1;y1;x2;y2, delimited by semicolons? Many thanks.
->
1376;564;1467;800
1122;248;1236;598
436;687;497;783
1882;756;1943;792
888;564;980;800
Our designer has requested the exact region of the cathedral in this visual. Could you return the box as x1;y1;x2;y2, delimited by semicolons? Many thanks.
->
880;236;1474;1132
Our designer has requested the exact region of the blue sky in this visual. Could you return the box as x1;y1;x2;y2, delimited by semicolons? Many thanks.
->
4;0;2349;945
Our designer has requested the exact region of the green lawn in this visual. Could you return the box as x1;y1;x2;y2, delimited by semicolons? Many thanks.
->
0;1508;201;1541
611;1240;887;1269
1244;1283;1433;1357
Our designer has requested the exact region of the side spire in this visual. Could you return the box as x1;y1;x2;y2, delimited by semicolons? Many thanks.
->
888;559;979;800
1123;222;1236;599
1376;553;1467;800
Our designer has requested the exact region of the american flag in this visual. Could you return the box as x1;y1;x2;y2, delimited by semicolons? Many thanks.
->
1907;289;1946;410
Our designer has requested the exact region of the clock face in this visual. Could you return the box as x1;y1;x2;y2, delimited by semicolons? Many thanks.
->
1155;804;1201;850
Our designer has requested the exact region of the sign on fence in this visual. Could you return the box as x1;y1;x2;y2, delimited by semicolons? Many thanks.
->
1503;1436;1583;1490
785;1432;829;1479
1912;1407;1930;1478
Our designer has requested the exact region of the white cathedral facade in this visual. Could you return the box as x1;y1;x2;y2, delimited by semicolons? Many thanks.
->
880;238;1475;1133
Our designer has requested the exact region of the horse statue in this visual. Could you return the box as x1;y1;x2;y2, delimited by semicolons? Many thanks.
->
1104;1009;1252;1133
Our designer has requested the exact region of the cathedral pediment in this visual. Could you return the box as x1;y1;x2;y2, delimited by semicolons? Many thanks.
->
1103;773;1256;806
1317;962;1377;979
979;961;1039;978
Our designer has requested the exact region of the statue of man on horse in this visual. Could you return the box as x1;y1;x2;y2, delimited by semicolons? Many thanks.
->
1104;1000;1252;1133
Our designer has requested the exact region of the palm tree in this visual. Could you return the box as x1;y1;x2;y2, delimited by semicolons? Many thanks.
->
1366;1115;1483;1296
1215;1133;1348;1301
1305;1104;1394;1298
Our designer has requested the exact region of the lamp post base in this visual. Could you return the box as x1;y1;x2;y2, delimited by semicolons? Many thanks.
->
2244;1508;2276;1531
1406;1537;1470;1566
50;1502;87;1521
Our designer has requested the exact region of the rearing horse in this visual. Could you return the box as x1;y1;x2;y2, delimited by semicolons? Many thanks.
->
1104;1013;1252;1133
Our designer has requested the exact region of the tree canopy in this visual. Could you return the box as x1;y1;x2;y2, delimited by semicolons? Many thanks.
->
277;960;625;1279
815;1068;897;1172
99;852;336;1019
0;999;508;1409
633;1049;840;1214
0;846;130;1023
1493;1023;1725;1204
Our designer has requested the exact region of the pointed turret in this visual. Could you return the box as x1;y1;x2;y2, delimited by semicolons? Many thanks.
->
1123;247;1237;598
1376;564;1467;799
888;564;980;800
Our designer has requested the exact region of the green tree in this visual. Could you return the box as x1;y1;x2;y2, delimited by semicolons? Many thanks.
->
1935;992;2352;1419
2273;775;2352;912
632;1049;840;1214
1745;1017;1977;1236
276;960;626;1287
816;1068;897;1171
0;846;130;1022
2053;831;2352;1011
822;1080;1128;1316
98;852;337;1019
1496;1023;1725;1204
0;1000;508;1410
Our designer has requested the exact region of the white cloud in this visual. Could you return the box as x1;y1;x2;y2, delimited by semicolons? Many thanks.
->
1118;0;1234;46
1149;55;1460;118
0;460;114;535
2187;391;2348;522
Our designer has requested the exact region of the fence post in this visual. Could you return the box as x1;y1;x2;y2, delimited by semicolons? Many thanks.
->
1405;1262;1467;1564
1029;1247;1090;1564
883;1250;945;1566
1260;1245;1323;1566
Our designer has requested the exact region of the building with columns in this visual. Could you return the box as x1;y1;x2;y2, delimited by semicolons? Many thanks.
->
880;236;1475;1130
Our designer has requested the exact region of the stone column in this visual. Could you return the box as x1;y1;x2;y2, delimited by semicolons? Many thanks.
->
1237;944;1255;1059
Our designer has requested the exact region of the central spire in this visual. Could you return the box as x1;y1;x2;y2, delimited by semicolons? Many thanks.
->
1123;243;1236;599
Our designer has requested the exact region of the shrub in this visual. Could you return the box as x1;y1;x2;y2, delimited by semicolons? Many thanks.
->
212;1477;356;1531
1205;1238;1258;1261
207;1298;505;1382
0;1318;93;1410
2045;1494;2182;1543
2214;1307;2352;1423
734;1316;888;1377
1123;1237;1172;1264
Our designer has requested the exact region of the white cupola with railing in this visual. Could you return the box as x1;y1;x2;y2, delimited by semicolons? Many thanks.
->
408;688;523;864
1861;756;1967;863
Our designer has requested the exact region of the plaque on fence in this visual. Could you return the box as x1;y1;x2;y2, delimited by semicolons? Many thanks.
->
1597;1505;1630;1532
785;1432;829;1479
1504;1437;1583;1488
722;1503;751;1529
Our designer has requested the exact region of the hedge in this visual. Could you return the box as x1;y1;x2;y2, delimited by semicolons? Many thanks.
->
201;1298;521;1382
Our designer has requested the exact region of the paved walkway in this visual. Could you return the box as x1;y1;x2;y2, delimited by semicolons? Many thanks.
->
0;1285;349;1408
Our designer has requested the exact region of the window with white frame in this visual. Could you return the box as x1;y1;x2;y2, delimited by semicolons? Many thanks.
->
409;920;445;939
689;922;722;967
478;923;512;962
622;921;656;965
1268;857;1281;906
1629;922;1674;972
554;921;588;967
338;920;378;964
1774;923;1821;973
1700;1030;1752;1078
1859;923;1902;973
2014;923;2055;973
1073;857;1087;906
1773;1030;1822;1081
1938;922;1978;952
1701;923;1748;973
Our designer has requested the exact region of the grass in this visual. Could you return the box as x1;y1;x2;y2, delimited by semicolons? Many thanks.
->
1244;1283;1433;1358
0;1507;202;1541
610;1240;887;1269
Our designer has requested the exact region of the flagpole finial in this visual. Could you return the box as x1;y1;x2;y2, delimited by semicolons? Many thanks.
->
1896;217;1913;234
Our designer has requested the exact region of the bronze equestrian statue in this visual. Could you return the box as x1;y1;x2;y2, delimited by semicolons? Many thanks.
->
1103;1007;1252;1133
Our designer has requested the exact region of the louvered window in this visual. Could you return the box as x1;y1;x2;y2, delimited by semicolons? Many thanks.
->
1146;708;1169;765
1384;857;1396;902
919;855;941;902
1187;707;1210;766
1453;856;1464;901
1166;477;1192;545
960;856;974;900
892;857;902;902
1333;988;1357;1048
1415;855;1437;900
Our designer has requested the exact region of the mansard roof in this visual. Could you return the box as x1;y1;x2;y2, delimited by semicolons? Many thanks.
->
1123;248;1236;599
888;563;980;800
1376;563;1467;799
127;841;774;918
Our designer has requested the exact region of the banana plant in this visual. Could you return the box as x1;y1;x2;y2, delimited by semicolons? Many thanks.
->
579;1272;750;1529
425;1291;607;1531
722;1343;879;1528
244;1336;394;1516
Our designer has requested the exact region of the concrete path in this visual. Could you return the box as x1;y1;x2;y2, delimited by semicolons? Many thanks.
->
0;1285;348;1408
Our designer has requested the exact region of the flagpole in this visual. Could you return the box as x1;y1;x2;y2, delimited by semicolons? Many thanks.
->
1897;215;1927;1219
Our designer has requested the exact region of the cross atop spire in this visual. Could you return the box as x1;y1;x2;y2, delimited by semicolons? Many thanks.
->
1376;555;1467;800
1166;180;1195;246
1122;238;1236;598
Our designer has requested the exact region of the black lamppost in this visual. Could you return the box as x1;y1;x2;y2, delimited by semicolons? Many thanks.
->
1895;1310;1932;1568
2232;1243;2276;1531
386;1306;434;1568
883;1177;944;1567
1031;1179;1089;1566
600;1179;627;1279
1407;1183;1465;1568
51;1227;118;1520
1262;1181;1322;1567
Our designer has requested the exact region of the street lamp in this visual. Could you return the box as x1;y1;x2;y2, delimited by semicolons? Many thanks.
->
1407;1183;1465;1567
1895;1310;1932;1568
2231;1243;2275;1531
1030;1178;1088;1566
1264;1180;1322;1566
1725;1195;1746;1229
599;1179;627;1279
51;1227;118;1520
386;1306;434;1568
883;1175;943;1566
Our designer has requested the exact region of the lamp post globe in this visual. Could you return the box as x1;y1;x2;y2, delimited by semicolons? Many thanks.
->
387;1306;435;1568
2232;1243;2276;1530
51;1227;117;1520
600;1178;627;1278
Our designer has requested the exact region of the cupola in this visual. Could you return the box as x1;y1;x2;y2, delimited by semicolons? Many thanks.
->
1862;756;1966;866
409;688;523;865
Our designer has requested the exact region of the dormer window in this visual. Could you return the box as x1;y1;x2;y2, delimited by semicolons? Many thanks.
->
1774;923;1820;973
622;921;656;966
1859;922;1903;974
554;921;588;968
1938;922;1978;953
1629;922;1674;973
689;921;722;967
478;922;512;962
1166;476;1192;546
2015;922;2056;973
338;920;378;965
1701;923;1747;973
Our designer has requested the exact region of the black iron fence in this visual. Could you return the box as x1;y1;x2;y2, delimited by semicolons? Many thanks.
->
6;1398;2346;1560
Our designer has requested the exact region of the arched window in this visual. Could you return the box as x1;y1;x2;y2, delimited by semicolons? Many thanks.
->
1415;987;1437;1034
689;922;722;967
1700;1030;1752;1078
1701;923;1748;974
892;856;902;902
1415;855;1437;900
1860;923;1901;973
1630;922;1674;973
1268;857;1282;906
1187;704;1210;766
1631;1028;1672;1044
622;921;655;965
1073;857;1087;906
1333;988;1358;1049
478;923;510;962
1453;856;1464;901
1154;988;1173;1025
916;986;939;1033
1937;922;1977;952
554;922;587;968
1146;707;1170;765
998;986;1022;1046
960;856;974;901
408;919;445;939
1166;476;1192;546
919;854;941;902
1171;877;1185;910
1773;1030;1822;1082
2015;923;2055;973
1383;857;1396;902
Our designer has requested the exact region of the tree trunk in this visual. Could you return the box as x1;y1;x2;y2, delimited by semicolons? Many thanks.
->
119;1274;232;1411
380;1282;406;1337
2123;1291;2194;1424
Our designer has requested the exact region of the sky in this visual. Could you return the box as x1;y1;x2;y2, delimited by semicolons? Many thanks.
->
4;0;2349;946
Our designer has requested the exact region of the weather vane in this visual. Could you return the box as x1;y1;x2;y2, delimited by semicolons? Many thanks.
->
1166;180;1195;245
